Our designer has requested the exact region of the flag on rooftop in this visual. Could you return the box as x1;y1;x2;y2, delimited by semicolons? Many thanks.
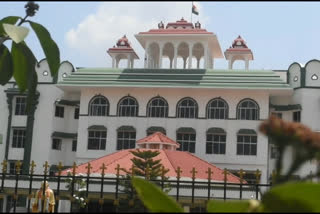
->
192;3;199;15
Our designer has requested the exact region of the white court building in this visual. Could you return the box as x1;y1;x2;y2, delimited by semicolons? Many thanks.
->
0;18;319;192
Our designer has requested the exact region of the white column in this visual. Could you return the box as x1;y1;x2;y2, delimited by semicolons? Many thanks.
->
245;58;249;70
144;42;150;68
197;59;200;69
159;44;163;69
127;55;131;68
183;58;186;69
173;44;178;69
112;56;115;68
116;58;120;68
170;58;173;69
204;44;208;69
131;59;134;68
228;59;232;69
188;43;193;69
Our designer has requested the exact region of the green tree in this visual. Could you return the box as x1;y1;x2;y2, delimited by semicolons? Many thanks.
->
117;149;169;212
0;1;60;173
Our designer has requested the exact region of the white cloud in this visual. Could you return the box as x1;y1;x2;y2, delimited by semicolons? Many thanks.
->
65;2;209;68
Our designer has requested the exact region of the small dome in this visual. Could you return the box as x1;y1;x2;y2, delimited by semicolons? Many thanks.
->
116;35;131;47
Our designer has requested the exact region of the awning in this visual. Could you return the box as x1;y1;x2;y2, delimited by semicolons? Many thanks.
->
88;125;107;131
176;127;196;133
55;99;80;106
52;132;77;139
238;129;257;135
146;126;166;134
117;126;136;132
270;104;301;111
207;127;226;134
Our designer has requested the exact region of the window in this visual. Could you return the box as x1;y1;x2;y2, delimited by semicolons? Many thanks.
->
177;98;198;118
74;107;79;119
15;97;27;115
55;106;64;118
8;161;22;175
237;133;257;156
207;98;228;119
52;138;62;150
237;99;259;120
88;130;107;150
147;97;168;118
89;96;109;116
72;140;77;152
118;96;138;117
6;195;26;213
293;111;301;122
176;129;196;153
271;112;282;119
206;129;226;154
12;128;26;148
117;130;136;150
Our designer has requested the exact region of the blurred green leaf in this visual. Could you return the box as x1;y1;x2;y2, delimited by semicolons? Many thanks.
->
207;200;260;213
0;16;20;36
11;42;36;92
0;44;13;85
28;21;60;77
132;177;183;213
262;182;320;212
3;24;29;43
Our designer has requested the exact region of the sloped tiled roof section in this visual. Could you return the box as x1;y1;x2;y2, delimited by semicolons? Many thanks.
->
60;148;241;183
57;68;291;90
137;132;180;147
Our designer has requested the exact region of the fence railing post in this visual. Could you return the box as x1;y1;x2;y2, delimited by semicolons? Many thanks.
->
27;161;36;213
190;167;197;206
85;163;92;213
206;167;213;201
55;162;63;213
70;162;77;213
41;161;49;213
99;163;106;213
175;167;182;202
1;160;7;193
13;160;22;213
114;164;120;211
223;168;229;201
255;169;261;200
238;169;245;200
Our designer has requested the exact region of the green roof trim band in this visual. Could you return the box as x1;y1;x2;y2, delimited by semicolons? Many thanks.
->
270;104;302;111
57;68;292;90
52;132;77;139
207;127;226;134
88;125;107;130
238;129;257;135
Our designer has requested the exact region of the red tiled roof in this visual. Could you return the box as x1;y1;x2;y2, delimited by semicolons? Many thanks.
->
137;132;180;147
60;148;242;183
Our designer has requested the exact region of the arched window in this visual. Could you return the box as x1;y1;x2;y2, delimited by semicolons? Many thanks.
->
117;126;136;150
89;96;109;116
237;129;257;156
176;127;196;153
147;97;168;118
118;96;138;117
207;98;229;119
206;128;226;154
237;99;259;120
177;98;198;118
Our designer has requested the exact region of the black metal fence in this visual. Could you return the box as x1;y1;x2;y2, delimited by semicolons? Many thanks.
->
0;160;273;213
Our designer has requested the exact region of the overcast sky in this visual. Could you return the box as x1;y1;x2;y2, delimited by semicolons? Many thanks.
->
1;1;320;70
